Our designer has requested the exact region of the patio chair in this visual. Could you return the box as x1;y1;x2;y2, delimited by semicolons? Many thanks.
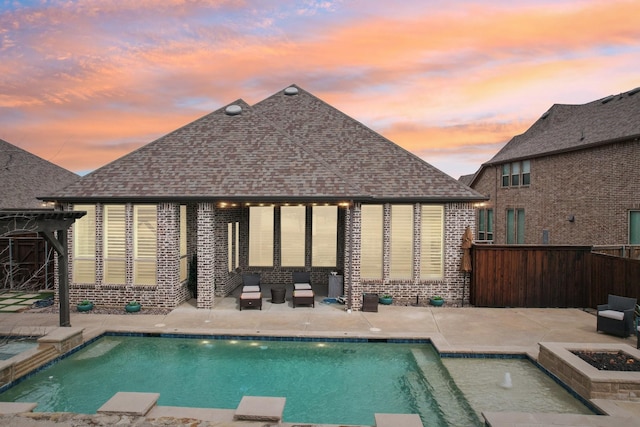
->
239;273;262;310
242;273;261;293
596;294;637;337
292;289;315;308
239;291;262;311
292;271;312;290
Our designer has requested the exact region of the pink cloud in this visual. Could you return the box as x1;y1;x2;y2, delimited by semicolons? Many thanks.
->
1;0;639;179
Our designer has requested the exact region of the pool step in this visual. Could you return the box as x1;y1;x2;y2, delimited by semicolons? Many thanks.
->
12;345;58;380
410;348;482;426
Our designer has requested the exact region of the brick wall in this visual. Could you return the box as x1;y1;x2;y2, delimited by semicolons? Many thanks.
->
353;202;475;308
60;200;475;310
473;139;640;245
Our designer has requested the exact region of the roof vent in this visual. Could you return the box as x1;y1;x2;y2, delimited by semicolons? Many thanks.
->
284;86;299;96
541;110;550;119
628;87;640;96
601;95;615;104
225;104;242;116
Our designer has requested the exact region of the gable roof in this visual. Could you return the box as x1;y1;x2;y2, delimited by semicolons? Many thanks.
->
485;87;640;166
0;139;79;209
47;85;484;203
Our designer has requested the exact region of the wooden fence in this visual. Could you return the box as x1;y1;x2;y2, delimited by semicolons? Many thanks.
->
470;245;640;308
0;236;54;291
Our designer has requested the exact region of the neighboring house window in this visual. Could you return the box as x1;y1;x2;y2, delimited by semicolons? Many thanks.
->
420;205;444;280
506;208;525;244
312;205;337;267
390;205;413;279
249;206;274;267
630;211;640;244
133;205;157;285
502;160;531;187
502;164;510;187
73;204;96;283
478;209;494;241
281;206;306;267
361;204;383;279
103;205;126;284
179;205;187;282
522;160;531;185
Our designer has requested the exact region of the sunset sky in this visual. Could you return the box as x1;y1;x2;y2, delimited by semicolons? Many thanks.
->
1;0;639;179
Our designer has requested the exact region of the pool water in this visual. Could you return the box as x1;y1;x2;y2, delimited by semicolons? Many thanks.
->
0;339;37;360
0;336;594;426
0;336;480;426
441;357;594;419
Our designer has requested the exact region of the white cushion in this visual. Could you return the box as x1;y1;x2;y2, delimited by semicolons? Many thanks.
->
243;285;260;293
598;310;625;321
240;292;261;300
294;283;311;290
293;290;314;297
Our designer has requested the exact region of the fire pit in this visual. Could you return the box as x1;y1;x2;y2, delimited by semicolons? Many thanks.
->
538;342;640;400
572;350;640;372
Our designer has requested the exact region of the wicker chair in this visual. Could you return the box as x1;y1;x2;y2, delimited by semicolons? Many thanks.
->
596;294;636;337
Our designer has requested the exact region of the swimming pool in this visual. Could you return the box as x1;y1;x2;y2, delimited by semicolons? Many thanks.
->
0;334;593;426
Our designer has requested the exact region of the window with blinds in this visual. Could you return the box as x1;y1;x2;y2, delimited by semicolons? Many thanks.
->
312;205;337;267
73;204;96;283
227;221;240;272
390;205;413;279
179;205;187;282
249;206;274;266
228;222;234;272
281;206;306;267
360;204;383;279
134;205;157;285
420;205;444;280
103;205;126;284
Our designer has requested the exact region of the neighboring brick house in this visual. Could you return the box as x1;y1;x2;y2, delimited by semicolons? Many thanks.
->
43;85;485;310
468;87;640;245
0;138;79;289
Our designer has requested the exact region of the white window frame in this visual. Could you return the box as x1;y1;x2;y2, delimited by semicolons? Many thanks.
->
249;206;274;267
360;204;383;279
390;205;413;279
73;204;96;283
103;204;126;284
420;205;444;280
312;205;337;267
281;206;306;267
133;205;157;285
179;205;187;282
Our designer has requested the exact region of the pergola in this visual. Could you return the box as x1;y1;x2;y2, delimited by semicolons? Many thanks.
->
0;210;86;326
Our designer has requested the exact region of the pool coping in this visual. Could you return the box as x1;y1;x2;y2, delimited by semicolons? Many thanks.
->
1;326;639;426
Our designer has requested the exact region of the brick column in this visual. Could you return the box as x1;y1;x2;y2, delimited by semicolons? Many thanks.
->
345;203;362;310
157;203;180;307
197;202;215;308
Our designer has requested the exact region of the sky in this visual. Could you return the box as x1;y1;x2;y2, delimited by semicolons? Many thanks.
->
1;0;639;179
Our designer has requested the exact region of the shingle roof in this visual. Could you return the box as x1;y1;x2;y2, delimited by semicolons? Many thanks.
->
48;85;484;203
0;139;79;209
486;87;640;165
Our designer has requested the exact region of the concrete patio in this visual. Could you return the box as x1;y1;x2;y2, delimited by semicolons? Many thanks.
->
0;291;638;426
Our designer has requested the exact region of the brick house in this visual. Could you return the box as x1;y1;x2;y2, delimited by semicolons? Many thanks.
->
0;139;79;290
468;87;640;245
44;85;485;310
